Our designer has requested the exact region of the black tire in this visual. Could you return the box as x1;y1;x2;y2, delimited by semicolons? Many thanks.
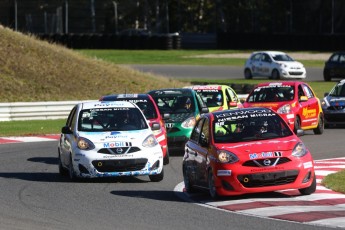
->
293;116;301;134
68;154;78;181
244;68;252;79
149;168;164;182
323;69;331;81
208;169;220;200
271;69;280;80
58;150;68;177
299;174;316;195
183;165;196;193
313;114;324;135
163;149;170;165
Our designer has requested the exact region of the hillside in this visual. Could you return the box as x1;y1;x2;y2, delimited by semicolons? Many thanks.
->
0;25;186;102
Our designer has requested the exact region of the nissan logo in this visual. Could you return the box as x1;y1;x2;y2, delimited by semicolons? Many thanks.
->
263;159;271;166
116;148;123;154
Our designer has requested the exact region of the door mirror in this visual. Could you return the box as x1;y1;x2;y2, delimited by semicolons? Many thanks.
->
299;96;308;102
151;122;160;131
228;101;238;108
61;126;73;134
163;113;170;120
201;107;209;114
324;92;329;97
296;129;304;137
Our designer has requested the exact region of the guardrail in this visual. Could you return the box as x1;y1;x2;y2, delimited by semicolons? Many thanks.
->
0;96;248;121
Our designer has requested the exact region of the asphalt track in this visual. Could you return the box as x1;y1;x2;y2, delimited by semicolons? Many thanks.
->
1;66;344;230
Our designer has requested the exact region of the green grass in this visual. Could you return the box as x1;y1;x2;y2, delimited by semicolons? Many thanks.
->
78;50;326;67
322;170;345;193
0;119;66;136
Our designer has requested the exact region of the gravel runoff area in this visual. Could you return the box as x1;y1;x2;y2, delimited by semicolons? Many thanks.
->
189;52;332;61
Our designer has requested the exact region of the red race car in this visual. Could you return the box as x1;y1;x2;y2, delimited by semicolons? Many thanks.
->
100;94;169;165
182;107;316;199
243;81;324;135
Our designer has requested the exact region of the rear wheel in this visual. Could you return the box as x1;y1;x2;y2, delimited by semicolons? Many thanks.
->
208;169;220;200
244;68;252;79
149;168;164;182
313;114;324;135
299;174;316;195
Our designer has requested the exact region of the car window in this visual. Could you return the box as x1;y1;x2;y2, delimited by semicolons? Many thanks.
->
251;53;261;61
330;82;345;96
200;119;210;145
227;88;238;102
151;93;196;114
262;54;271;62
66;105;77;128
340;54;345;63
272;54;294;61
213;111;292;143
198;90;223;107
190;118;204;142
247;86;294;102
302;84;314;99
135;101;157;120
330;54;339;62
78;107;148;132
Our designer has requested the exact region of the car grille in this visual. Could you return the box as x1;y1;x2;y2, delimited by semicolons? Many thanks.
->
98;147;141;155
237;170;298;188
242;157;291;167
92;158;147;172
327;105;345;111
289;71;304;75
166;127;180;133
325;113;345;122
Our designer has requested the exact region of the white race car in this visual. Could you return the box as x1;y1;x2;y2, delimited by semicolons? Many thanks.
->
58;101;164;181
244;51;306;80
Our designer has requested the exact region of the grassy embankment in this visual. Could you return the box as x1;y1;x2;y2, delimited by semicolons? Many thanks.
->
0;25;343;193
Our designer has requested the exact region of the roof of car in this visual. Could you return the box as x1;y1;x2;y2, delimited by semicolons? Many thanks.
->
210;107;274;119
188;85;229;90
148;88;195;95
255;81;303;87
81;101;136;110
100;93;151;101
253;51;287;55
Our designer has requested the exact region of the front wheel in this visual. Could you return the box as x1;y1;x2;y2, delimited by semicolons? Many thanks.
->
293;116;301;134
208;169;220;200
271;69;280;80
299;174;316;195
163;149;170;165
313;115;324;135
149;168;164;182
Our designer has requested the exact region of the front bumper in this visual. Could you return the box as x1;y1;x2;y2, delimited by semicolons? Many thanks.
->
72;146;163;178
212;158;315;196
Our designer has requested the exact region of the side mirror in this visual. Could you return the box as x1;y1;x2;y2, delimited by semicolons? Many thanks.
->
296;129;304;136
299;96;308;102
163;113;170;120
201;107;209;114
61;126;73;134
228;101;238;108
324;92;329;97
151;122;160;131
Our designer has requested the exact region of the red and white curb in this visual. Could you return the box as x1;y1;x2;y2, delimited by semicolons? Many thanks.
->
0;134;60;144
174;157;345;229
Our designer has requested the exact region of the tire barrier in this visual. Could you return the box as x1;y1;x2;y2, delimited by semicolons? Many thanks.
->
36;33;182;50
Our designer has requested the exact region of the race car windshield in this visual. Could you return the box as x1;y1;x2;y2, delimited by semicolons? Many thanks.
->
152;95;196;114
198;90;223;107
213;112;293;143
78;107;148;132
329;84;345;97
247;86;294;102
272;54;294;62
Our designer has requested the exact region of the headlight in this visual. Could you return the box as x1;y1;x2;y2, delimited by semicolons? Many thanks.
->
142;134;158;147
277;104;292;114
217;150;239;163
292;142;307;157
77;137;95;150
181;117;196;128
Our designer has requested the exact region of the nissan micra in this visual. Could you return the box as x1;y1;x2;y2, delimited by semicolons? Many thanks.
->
58;101;164;181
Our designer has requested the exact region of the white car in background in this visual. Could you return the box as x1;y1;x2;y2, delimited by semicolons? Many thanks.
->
244;51;306;80
58;101;164;181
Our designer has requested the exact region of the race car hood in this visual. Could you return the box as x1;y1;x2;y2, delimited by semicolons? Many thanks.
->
217;137;300;159
327;96;345;107
243;102;283;111
165;112;195;123
78;129;153;147
276;61;304;69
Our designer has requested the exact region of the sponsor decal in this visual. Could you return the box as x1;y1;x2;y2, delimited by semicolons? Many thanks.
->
249;151;282;159
303;161;313;169
250;166;284;172
103;142;132;148
302;107;316;118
